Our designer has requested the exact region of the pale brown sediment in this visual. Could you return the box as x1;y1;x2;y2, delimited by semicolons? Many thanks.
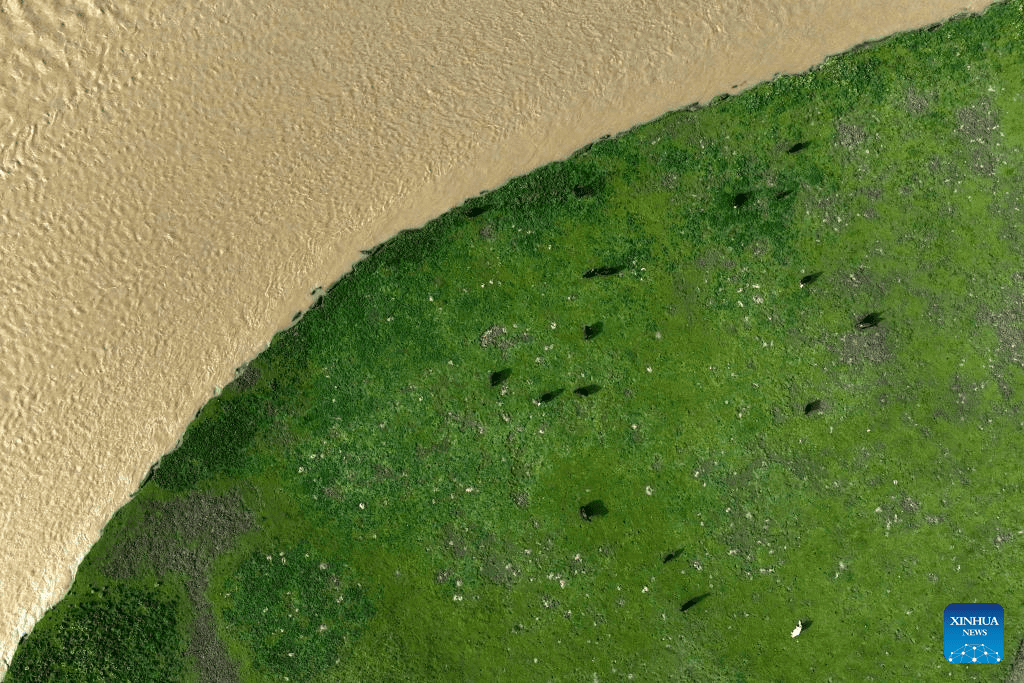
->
0;0;999;674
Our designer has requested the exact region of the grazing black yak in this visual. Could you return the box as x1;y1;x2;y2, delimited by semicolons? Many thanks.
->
856;312;884;329
539;389;564;403
732;191;752;208
799;271;823;287
680;593;711;612
583;266;624;278
579;500;608;521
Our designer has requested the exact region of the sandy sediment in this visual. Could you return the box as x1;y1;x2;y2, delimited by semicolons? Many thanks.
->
0;0;999;675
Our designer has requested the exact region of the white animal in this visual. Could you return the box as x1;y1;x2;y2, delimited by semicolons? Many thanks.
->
791;620;802;638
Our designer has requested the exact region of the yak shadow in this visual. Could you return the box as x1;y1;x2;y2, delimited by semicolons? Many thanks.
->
574;385;601;397
856;311;884;329
583;266;624;278
579;500;608;521
539;389;564;403
465;205;491;218
799;619;814;633
584;322;604;340
680;593;711;612
775;189;794;200
787;141;811;154
491;368;512;387
804;399;822;415
799;271;823;287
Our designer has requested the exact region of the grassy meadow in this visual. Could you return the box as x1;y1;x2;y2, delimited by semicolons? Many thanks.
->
8;1;1024;680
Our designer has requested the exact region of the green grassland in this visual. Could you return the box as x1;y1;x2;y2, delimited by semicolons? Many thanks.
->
8;2;1024;680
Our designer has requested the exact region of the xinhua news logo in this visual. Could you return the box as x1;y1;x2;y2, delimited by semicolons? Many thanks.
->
945;603;1003;663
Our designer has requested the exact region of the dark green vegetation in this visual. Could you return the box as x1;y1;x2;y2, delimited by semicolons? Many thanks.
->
5;582;188;682
9;2;1024;680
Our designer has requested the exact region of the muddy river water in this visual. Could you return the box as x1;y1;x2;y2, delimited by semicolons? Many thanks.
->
0;0;998;673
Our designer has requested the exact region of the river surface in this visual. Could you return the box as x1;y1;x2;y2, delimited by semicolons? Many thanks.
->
0;0;999;673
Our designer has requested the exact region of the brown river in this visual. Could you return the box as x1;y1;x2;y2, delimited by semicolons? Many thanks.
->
0;0;999;673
